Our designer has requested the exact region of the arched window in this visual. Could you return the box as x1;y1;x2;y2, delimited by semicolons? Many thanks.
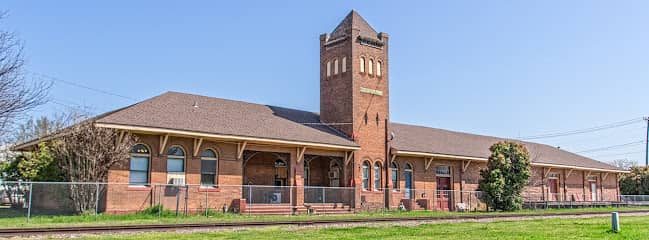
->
377;61;382;76
390;162;398;191
167;146;185;173
360;57;365;73
200;149;218;187
373;162;381;191
342;57;347;73
362;161;370;190
326;61;331;77
334;59;339;75
129;144;150;185
368;59;374;75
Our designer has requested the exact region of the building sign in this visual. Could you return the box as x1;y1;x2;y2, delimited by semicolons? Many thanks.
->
360;87;383;96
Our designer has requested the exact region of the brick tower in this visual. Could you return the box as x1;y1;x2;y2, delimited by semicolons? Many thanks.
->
320;10;390;208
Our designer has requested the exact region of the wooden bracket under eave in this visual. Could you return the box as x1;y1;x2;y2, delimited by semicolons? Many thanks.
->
345;151;354;166
544;167;553;178
237;141;248;160
566;169;575;178
602;172;609;181
462;160;472;173
296;147;307;163
116;131;126;146
425;157;434;171
193;138;204;157
159;134;169;155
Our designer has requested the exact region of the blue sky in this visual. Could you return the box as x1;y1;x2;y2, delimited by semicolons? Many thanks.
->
3;1;648;164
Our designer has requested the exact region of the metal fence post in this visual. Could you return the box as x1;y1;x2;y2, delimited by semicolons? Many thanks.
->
95;182;100;221
158;185;162;221
27;182;33;223
248;186;252;216
205;189;209;218
322;187;325;204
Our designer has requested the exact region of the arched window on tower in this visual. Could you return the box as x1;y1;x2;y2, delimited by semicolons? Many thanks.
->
342;57;347;73
373;162;382;191
362;161;369;190
334;59;339;75
377;61;382;76
326;61;331;77
360;57;365;73
368;59;374;75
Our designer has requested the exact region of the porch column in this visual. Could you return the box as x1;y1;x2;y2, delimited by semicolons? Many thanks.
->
293;147;306;210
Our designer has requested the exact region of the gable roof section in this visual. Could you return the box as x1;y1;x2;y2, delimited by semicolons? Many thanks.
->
95;92;359;149
390;123;623;172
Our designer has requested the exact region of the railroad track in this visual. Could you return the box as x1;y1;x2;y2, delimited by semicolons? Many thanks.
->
2;210;648;237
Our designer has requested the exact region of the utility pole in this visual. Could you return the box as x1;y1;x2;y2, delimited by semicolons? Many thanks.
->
645;117;649;166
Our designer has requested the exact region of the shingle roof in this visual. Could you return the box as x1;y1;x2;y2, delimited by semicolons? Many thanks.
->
94;91;619;171
330;10;379;40
95;92;359;148
390;123;622;171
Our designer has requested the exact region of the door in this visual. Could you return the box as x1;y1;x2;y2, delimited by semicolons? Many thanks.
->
436;177;451;211
590;182;597;201
404;171;413;199
548;179;559;201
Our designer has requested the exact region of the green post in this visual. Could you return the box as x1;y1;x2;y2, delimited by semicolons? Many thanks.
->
611;212;620;233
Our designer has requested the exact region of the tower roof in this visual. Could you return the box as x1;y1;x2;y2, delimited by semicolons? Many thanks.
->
330;10;379;39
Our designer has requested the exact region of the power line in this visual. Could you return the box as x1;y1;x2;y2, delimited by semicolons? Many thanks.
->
588;151;645;158
575;140;645;154
30;72;138;101
517;118;643;140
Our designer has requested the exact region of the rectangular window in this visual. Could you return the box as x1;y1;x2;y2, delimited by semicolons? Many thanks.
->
436;165;451;176
200;160;217;186
391;168;398;191
129;156;149;184
167;158;184;172
342;57;347;73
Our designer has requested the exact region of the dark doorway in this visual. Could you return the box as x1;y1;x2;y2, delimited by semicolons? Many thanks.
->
436;177;451;211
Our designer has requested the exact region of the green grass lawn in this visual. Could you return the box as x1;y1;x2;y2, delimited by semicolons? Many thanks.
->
86;215;649;240
0;206;648;229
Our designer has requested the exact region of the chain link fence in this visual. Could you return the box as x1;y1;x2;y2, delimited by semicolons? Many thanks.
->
1;180;647;223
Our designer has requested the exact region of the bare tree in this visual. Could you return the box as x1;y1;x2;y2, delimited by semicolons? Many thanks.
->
0;12;50;141
610;158;636;170
12;110;88;144
51;121;136;213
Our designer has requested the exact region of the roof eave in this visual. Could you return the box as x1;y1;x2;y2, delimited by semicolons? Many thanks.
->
95;123;360;151
393;150;628;173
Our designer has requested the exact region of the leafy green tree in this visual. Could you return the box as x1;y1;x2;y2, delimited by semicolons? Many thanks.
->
619;166;649;195
0;142;63;181
479;141;531;211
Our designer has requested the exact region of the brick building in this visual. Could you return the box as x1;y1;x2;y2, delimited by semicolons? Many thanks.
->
15;10;625;214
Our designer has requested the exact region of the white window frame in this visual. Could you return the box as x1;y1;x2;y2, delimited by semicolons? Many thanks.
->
129;144;150;186
373;163;381;191
362;162;369;190
326;61;331;77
